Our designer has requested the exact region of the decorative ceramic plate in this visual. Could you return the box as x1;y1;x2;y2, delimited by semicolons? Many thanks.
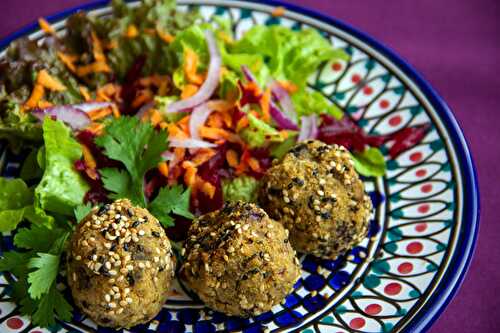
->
0;0;479;332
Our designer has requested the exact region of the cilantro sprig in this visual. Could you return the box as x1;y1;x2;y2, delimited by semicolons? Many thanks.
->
95;116;193;227
95;116;168;206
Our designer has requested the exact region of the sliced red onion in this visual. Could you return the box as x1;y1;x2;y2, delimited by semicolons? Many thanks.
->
189;103;214;141
270;101;299;130
136;101;154;119
270;81;297;124
161;151;174;161
32;105;91;130
165;30;221;113
169;138;217;149
297;115;318;142
241;65;258;83
72;102;114;113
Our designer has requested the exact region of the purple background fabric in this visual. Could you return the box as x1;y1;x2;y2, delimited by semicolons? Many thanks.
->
0;0;499;331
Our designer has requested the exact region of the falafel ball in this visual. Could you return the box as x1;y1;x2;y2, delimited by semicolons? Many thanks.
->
179;201;301;317
67;199;175;328
259;140;372;259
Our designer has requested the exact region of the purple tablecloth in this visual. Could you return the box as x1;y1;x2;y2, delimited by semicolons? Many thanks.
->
0;0;499;331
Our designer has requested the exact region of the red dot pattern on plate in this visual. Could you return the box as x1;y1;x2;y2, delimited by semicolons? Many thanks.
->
415;223;428;232
421;184;433;193
351;74;361;84
363;86;373;95
415;169;427;177
379;99;390;109
349;317;366;329
6;317;23;330
365;303;382;315
384;282;402;295
410;152;423;162
398;262;414;274
389;115;402;126
407;241;423;254
418;204;430;213
332;62;342;71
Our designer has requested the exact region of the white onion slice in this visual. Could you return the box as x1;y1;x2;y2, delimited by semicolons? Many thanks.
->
189;103;214;141
169;138;217;149
32;106;91;130
165;30;221;113
297;115;318;142
270;81;297;124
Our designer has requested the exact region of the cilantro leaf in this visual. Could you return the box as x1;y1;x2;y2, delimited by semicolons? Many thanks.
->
32;284;73;328
0;251;32;277
14;225;67;253
74;202;93;222
148;185;193;227
95;117;168;206
27;253;60;299
99;167;137;201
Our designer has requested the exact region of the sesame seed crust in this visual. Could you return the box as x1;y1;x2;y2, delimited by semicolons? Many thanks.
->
179;201;301;317
67;199;175;329
259;140;372;259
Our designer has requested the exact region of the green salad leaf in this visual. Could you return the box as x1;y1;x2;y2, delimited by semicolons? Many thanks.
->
352;147;387;177
32;284;73;328
27;253;60;299
292;89;343;119
95;116;168;206
148;185;193;227
222;176;260;203
34;119;89;216
240;113;283;148
74;203;94;222
14;224;68;253
0;177;33;232
270;132;298;159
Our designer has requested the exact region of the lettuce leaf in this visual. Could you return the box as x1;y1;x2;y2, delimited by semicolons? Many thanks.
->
292;89;343;119
352;147;386;177
240;113;283;148
222;176;259;203
0;178;33;232
34;119;89;216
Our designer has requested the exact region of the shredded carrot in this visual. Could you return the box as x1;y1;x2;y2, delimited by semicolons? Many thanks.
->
200;181;216;198
37;69;66;92
279;130;289;140
236;115;249;132
88;107;112;121
221;111;233;128
81;145;97;170
159;121;169;129
178;115;191;127
79;85;91;101
76;61;111;77
158;79;169;96
184;166;197;187
132;89;154;108
272;6;286;17
184;48;204;85
125;24;139;38
148;108;163;127
248;157;261;172
235;149;250;175
207;100;234;113
37;100;53;108
181;84;199;100
199;126;232;141
174;147;186;163
57;52;77;73
192;149;216;166
158;162;169;178
260;88;271;122
91;31;106;62
86;122;105;135
156;26;175;43
38;18;55;35
111;104;121;118
25;84;44;109
105;39;118;50
277;80;298;93
206;113;224;129
226;149;239;168
168;124;189;139
244;81;262;96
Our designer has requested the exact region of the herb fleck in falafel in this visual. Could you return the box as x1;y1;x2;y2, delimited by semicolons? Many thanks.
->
259;140;372;259
179;201;301;317
67;199;175;328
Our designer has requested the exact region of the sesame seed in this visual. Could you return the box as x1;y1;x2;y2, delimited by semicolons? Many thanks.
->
138;262;145;269
132;236;139;243
319;179;326;185
104;243;112;249
127;265;134;271
116;308;124;314
75;255;82;261
108;310;115;316
145;261;151;268
317;190;324;196
124;288;130;294
119;300;128;307
283;196;290;203
154;277;159;283
108;270;117;276
72;272;77;282
138;230;145;236
105;294;111;302
126;297;133;304
223;255;229;262
94;263;102;272
113;293;120;300
114;260;121;267
109;302;116;309
82;240;89;247
153;257;159;263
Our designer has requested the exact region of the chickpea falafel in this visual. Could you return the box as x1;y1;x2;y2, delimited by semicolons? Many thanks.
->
259;140;372;259
179;201;301;317
67;199;175;328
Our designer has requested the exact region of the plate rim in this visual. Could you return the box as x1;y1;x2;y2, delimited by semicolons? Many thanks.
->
0;1;480;332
